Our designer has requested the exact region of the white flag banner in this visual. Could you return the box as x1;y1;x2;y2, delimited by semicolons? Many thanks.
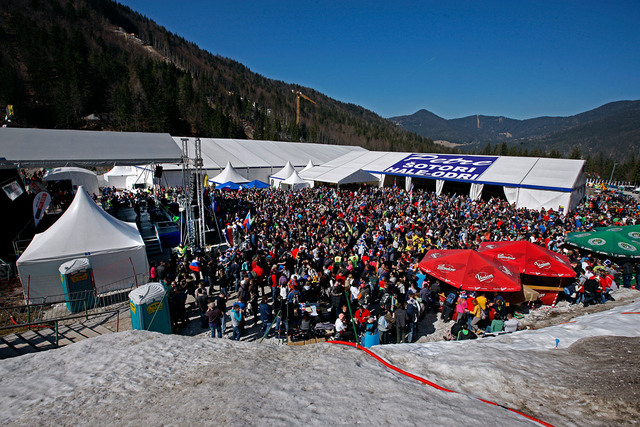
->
33;191;51;227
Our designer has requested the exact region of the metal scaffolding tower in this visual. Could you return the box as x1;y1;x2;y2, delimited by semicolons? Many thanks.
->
180;137;206;249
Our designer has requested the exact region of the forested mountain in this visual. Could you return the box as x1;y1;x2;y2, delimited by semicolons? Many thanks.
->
0;0;441;153
391;101;640;160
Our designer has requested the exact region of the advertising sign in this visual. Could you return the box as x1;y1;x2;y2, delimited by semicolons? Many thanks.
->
32;191;51;226
2;180;24;201
382;153;498;182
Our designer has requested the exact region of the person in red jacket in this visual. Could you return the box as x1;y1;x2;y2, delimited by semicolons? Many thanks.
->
354;305;371;334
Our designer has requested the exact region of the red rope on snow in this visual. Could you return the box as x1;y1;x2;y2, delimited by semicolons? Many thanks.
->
327;340;555;427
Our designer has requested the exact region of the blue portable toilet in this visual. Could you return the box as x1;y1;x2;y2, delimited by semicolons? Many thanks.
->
58;258;96;313
361;319;380;348
129;283;171;334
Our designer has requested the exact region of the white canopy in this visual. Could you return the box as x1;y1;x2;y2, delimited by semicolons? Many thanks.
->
208;162;249;184
158;137;366;187
312;151;586;213
17;186;149;303
301;160;315;172
280;171;310;191
271;161;296;180
42;167;100;196
269;161;296;188
101;165;154;190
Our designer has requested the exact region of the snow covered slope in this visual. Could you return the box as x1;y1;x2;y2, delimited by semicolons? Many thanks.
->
2;300;640;426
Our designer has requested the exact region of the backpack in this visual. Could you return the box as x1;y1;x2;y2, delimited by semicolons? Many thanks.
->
406;304;416;323
445;292;456;306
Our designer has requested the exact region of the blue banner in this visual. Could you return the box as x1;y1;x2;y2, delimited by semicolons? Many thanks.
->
381;153;498;182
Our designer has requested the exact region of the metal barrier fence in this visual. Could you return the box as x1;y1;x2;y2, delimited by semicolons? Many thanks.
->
1;274;146;330
0;309;121;346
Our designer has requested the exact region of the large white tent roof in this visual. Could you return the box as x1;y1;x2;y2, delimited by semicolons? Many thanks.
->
162;138;366;171
310;151;585;192
300;151;392;185
0;128;183;168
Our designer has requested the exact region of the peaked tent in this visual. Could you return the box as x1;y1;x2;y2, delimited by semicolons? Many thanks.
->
300;160;315;173
42;167;99;196
280;170;310;191
270;161;296;188
209;162;249;185
101;165;154;190
418;249;521;292
478;241;576;277
17;186;149;303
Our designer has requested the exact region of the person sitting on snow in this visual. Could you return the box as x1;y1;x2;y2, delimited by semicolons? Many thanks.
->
456;324;477;340
503;313;522;333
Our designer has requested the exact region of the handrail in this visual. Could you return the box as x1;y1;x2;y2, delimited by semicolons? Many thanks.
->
2;297;91;328
154;224;163;255
0;309;121;347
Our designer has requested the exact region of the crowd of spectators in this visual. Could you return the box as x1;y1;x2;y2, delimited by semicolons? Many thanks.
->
156;185;640;343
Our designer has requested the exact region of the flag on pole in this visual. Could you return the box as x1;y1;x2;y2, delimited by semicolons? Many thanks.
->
189;259;201;272
242;211;253;231
225;226;234;247
409;184;414;203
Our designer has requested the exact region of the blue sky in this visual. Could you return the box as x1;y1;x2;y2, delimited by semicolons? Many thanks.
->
118;1;640;120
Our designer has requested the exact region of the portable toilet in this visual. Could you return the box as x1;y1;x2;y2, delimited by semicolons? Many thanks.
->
129;283;171;334
59;258;96;313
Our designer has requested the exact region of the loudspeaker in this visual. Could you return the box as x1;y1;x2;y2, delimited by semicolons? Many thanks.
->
154;165;163;178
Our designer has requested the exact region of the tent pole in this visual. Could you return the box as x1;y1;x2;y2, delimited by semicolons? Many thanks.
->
129;257;138;287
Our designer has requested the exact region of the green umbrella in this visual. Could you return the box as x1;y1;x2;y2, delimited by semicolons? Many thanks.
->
595;224;640;233
566;228;640;258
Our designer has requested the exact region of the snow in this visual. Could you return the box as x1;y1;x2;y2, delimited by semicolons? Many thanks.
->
2;297;640;426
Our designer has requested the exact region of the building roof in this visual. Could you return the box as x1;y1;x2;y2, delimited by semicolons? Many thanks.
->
0;128;183;168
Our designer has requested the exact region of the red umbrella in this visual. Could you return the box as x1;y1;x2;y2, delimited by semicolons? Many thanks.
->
478;241;576;278
418;249;521;292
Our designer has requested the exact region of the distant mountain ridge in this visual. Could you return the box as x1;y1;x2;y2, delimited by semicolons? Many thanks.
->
390;101;640;159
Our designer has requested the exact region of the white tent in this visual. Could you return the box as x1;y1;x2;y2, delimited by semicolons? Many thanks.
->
208;162;249;184
17;186;149;303
158;137;366;187
269;161;296;188
280;171;310;191
314;151;586;214
42;167;99;197
101;165;154;190
300;160;315;173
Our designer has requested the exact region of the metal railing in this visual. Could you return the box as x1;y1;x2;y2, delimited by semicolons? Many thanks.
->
154;224;164;255
0;309;121;347
0;297;100;329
